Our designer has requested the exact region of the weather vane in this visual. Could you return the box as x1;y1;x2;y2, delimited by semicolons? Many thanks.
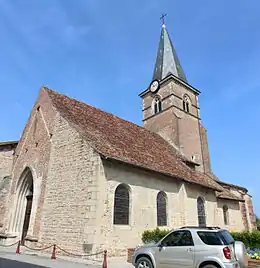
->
160;13;167;25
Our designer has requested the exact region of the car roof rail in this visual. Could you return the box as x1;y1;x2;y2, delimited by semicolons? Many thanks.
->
179;226;221;230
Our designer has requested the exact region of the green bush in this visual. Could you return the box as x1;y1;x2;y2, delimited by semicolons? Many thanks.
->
141;228;260;248
142;228;170;244
231;231;260;249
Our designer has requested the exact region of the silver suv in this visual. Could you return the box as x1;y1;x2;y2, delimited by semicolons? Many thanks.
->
132;226;248;268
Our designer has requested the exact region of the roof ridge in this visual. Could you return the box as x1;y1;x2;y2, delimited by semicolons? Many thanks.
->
45;86;147;130
44;86;182;154
42;86;223;192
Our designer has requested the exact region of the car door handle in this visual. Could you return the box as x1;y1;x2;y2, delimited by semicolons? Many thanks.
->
186;248;192;252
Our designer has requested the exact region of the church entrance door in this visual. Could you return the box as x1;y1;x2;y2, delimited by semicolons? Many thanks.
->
21;194;33;245
8;167;34;245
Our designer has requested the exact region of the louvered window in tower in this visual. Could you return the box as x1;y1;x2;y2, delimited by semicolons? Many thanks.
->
113;184;130;225
153;96;162;114
157;191;167;226
183;95;190;113
197;197;206;227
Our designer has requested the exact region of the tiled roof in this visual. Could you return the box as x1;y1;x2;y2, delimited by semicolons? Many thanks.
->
0;141;18;147
216;190;245;202
45;87;224;191
218;181;247;192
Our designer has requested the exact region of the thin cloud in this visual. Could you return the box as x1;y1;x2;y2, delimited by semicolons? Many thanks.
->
0;1;91;52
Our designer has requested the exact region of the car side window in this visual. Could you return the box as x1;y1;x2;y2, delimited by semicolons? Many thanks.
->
178;231;194;246
161;231;194;247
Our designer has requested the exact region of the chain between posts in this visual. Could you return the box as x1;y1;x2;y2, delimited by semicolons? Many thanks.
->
0;240;108;266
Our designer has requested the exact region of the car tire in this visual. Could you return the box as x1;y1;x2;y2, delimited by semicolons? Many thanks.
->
202;264;219;268
136;256;154;268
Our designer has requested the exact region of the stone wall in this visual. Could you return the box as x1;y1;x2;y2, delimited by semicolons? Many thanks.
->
0;144;16;229
216;199;244;231
95;161;182;256
39;116;101;254
184;184;217;226
229;186;255;231
94;161;245;256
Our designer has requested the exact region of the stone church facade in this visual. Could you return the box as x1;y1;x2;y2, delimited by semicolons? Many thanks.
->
0;22;256;256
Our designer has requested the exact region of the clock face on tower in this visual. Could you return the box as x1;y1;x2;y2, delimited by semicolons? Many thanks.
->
149;80;160;93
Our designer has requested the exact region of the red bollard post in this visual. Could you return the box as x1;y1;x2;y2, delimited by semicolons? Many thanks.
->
51;244;56;260
102;250;107;268
16;240;21;254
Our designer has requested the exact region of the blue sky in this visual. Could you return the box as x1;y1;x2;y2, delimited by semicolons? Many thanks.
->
0;0;259;214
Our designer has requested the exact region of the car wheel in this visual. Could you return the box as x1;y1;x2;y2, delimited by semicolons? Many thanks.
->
202;264;219;268
136;257;154;268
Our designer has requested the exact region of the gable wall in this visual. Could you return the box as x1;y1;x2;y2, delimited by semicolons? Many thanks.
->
3;88;57;238
38;116;102;254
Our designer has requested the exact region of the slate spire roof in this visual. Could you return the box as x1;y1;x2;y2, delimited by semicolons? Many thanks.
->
152;23;187;82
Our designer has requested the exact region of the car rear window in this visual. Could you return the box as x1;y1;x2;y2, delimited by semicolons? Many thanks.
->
219;230;235;245
197;231;224;245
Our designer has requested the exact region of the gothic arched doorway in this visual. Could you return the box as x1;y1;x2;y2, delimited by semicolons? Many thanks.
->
10;167;34;245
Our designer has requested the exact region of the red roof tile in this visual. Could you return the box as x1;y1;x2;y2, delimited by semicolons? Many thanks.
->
216;190;245;202
0;141;18;147
45;87;223;191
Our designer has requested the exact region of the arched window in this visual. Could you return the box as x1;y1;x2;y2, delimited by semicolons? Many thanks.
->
223;205;229;225
183;95;190;113
197;196;206;227
157;191;167;226
113;184;130;225
153;95;162;114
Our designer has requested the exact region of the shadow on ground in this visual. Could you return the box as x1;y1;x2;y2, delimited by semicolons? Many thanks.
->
0;257;47;268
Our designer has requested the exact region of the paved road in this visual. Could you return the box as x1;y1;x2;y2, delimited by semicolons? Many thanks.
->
0;257;47;268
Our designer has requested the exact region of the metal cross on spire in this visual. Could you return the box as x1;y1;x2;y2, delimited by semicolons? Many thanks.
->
160;13;167;25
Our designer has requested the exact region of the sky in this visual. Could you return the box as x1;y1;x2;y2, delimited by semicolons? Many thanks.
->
0;0;259;214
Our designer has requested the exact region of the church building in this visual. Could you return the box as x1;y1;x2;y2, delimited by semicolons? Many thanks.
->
0;21;256;256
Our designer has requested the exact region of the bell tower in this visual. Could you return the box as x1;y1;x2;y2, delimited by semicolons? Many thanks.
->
140;16;211;173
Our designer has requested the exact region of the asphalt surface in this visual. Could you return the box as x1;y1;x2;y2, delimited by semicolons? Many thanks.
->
0;257;47;267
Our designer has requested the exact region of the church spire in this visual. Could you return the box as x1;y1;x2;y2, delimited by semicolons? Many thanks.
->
152;15;187;83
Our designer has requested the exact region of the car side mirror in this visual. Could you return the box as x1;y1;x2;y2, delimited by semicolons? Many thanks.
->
158;242;164;248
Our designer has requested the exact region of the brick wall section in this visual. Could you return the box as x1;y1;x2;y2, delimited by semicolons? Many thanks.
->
200;124;211;174
240;202;249;230
3;88;57;236
39;116;101;254
0;144;16;229
143;109;180;150
247;198;256;229
245;195;256;230
142;78;204;172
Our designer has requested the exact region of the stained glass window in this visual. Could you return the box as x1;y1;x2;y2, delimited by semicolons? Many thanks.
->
197;196;206;227
157;191;167;226
223;205;229;225
113;184;130;225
